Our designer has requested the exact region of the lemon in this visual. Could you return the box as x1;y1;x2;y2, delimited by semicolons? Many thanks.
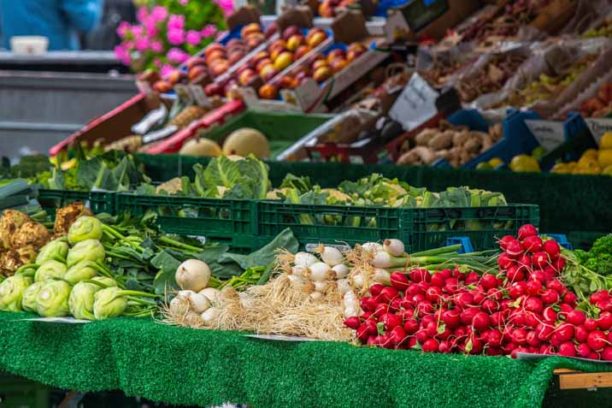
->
531;147;546;160
602;165;612;176
597;149;612;168
510;155;541;172
551;163;571;174
600;132;612;149
476;162;493;170
488;157;504;168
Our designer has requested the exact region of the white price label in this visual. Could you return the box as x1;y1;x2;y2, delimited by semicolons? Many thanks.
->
174;84;194;104
585;118;612;146
189;85;211;108
389;73;439;131
525;120;566;152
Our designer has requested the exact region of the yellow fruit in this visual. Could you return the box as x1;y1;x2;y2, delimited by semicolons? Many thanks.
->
531;147;546;160
551;163;571;174
600;132;612;149
573;163;601;175
598;149;612;168
222;128;270;158
488;158;504;168
578;154;597;167
477;162;493;170
179;138;222;157
510;155;541;172
602;165;612;176
581;148;598;159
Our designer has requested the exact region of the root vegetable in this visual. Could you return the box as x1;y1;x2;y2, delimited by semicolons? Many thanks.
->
317;246;343;266
332;264;349;279
188;292;211;313
383;239;405;257
294;252;318;268
336;279;351;295
175;259;211;292
201;307;220;324
308;262;332;281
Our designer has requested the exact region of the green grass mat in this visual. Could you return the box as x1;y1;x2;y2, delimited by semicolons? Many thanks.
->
0;312;610;407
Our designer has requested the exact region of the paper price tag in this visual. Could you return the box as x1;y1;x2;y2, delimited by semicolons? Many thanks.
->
189;85;211;108
585;118;612;146
174;84;194;104
525;120;566;152
389;73;439;131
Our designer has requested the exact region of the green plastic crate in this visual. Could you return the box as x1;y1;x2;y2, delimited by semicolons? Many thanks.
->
256;202;539;251
116;193;256;251
200;110;332;159
37;189;116;215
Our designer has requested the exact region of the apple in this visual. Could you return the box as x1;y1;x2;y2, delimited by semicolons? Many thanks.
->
187;57;206;70
313;66;332;83
348;42;367;54
269;39;287;52
259;64;278;81
264;22;278;39
251;50;270;65
205;49;226;64
282;25;300;40
278;75;298;89
307;31;327;48
166;70;185;84
286;34;304;52
256;58;273;72
204;82;222;97
273;51;293;71
294;45;311;60
327;49;346;62
228;51;245;65
226;39;243;49
209;60;230;77
306;28;325;42
188;65;209;82
258;83;278;100
204;43;224;58
153;80;172;93
311;58;329;71
241;23;261;39
318;3;334;18
270;47;287;61
246;33;265;49
238;68;257;86
329;58;348;73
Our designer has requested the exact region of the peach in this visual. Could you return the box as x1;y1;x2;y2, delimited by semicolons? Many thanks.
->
246;33;265;49
204;43;224;58
251;50;270;65
239;69;257;86
278;75;298;89
204;82;222;97
264;22;278;39
209;60;230;77
318;3;334;18
306;28;325;42
294;45;311;60
270;47;287;61
166;70;185;85
313;66;332;83
258;83;279;100
348;42;367;54
188;65;209;82
153;80;172;93
228;51;246;65
330;58;348;73
307;31;327;48
259;64;278;81
286;34;304;52
312;59;329;71
327;49;346;62
269;39;287;52
205;49;226;64
241;23;261;39
282;25;300;40
226;39;243;50
273;52;293;71
187;57;206;70
256;58;273;72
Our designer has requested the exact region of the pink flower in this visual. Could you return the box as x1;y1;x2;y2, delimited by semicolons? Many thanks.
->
167;28;185;45
215;0;234;16
167;48;189;64
179;0;189;5
136;6;148;23
150;6;169;22
145;20;158;37
167;14;185;31
150;41;164;53
153;58;163;68
201;24;217;38
114;45;131;66
131;25;143;38
161;64;175;78
185;30;201;46
135;37;150;52
116;21;131;38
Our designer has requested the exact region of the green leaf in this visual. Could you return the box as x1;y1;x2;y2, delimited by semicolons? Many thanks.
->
151;250;181;294
218;228;299;270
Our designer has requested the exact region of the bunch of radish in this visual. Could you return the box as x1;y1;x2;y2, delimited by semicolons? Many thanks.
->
344;224;612;360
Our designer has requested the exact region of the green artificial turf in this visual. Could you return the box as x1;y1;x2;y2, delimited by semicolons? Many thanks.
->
0;312;609;408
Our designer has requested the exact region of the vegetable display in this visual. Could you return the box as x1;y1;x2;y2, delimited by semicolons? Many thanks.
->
344;225;612;360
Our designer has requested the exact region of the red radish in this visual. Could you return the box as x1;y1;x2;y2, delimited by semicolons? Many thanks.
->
547;279;566;294
407;337;418;349
602;347;612;361
536;324;553;341
465;271;480;284
442;309;461;328
374;303;389;318
530;270;547;283
403;319;419;334
563;292;577;305
444;278;459;293
438;269;451;279
526;330;540;347
556;323;575;343
542;267;556;282
508;283;525;299
362;311;373;320
589;352;600;359
415;330;428;344
481;274;499;290
566;309;586;326
597;311;612;330
587;330;607;352
517;253;531;268
559;303;573;314
499;235;517;251
497;253;514;270
472;312;490;331
506;265;524;282
472;291;485;305
585;318;598;332
425;286;442;302
558;342;576;357
364;319;377;334
422;338;439;352
505;240;523;258
518;224;538;239
356;324;370;342
577;343;592;358
521;235;543;252
490;311;504;326
344;316;361;329
390;272;410;290
525;296;544;314
360;297;378;312
382;313;402;330
388;326;407;346
366;336;377;346
524;312;539;328
482;299;499;313
541;289;560;305
512;328;528;345
532;252;549;269
430;273;445;287
460;308;479;325
590;290;610;304
455;292;474;308
438;340;451;353
552;257;565;272
406;285;421;297
488;329;503;347
379;287;399;303
542;239;560;259
526;279;542;295
369;284;385;296
416;301;434;317
575;325;589;343
390;297;402;312
409;269;430;283
543;307;557;322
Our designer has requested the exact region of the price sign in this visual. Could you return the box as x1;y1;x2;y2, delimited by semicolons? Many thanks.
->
174;84;194;104
389;73;439;131
525;120;566;152
189;85;211;108
585;118;612;146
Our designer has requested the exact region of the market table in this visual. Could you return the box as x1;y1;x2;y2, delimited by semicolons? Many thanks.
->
0;312;610;407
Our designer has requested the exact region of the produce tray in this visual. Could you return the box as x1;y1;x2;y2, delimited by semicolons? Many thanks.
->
115;193;255;251
37;189;116;215
255;201;539;251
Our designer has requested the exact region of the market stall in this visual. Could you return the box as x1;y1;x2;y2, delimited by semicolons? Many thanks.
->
1;0;612;406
